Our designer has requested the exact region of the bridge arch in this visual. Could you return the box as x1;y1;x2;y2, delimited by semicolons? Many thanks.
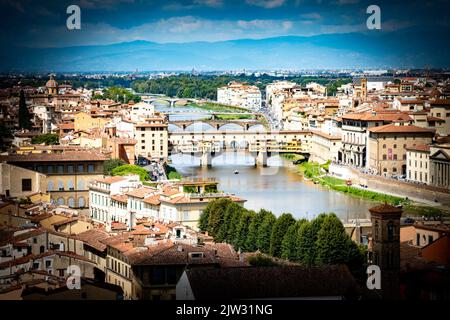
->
184;122;216;132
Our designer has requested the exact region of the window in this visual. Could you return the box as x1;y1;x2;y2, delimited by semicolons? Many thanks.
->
77;164;84;173
68;180;74;191
393;144;397;149
67;165;74;173
428;235;433;244
393;154;397;160
383;154;387;160
47;165;54;173
88;164;94;173
59;269;65;277
47;181;54;191
68;198;75;208
45;260;52;268
22;179;32;192
383;144;386;149
33;238;37;244
387;221;394;241
58;180;64;191
57;165;64;174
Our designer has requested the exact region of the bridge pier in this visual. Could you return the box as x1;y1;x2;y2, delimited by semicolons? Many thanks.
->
200;152;212;167
255;151;268;167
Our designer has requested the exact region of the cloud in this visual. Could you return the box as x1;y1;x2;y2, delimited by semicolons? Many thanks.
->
163;0;223;10
300;13;322;20
245;0;286;9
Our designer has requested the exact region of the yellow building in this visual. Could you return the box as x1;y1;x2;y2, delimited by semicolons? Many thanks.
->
135;117;168;161
74;112;109;132
0;163;47;199
368;124;434;177
0;151;108;208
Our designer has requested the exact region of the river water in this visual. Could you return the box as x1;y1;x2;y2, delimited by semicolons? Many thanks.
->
158;102;376;221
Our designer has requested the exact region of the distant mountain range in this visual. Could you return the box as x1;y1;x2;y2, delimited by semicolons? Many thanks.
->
2;27;449;72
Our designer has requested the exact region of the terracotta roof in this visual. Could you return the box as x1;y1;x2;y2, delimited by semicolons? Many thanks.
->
368;124;435;134
427;116;445;122
111;194;128;203
430;99;450;106
405;145;431;152
0;151;108;162
126;187;155;199
183;265;361;300
369;203;403;215
143;194;161;205
76;229;110;252
96;176;127;184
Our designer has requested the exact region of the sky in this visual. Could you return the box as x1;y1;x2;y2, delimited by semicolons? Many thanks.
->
0;0;449;47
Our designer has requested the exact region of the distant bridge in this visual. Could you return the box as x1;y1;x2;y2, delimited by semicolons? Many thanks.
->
169;130;312;167
169;119;263;131
141;96;199;108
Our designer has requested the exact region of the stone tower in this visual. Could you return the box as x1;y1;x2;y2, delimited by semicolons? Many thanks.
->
369;203;402;299
46;74;58;95
360;78;367;100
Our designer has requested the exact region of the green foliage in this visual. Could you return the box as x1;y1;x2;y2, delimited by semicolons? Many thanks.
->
31;133;59;145
18;90;32;130
269;213;296;258
315;214;352;265
326;79;352;96
111;165;149;181
256;211;277;254
100;86;141;103
131;74;351;100
166;165;182;180
233;210;255;251
281;220;306;260
248;253;277;267
245;209;270;252
103;158;126;175
206;198;235;237
198;200;367;273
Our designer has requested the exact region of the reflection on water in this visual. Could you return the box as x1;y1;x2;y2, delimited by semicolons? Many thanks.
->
170;151;375;221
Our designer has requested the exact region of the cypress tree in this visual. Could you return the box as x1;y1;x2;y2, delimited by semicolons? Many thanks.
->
315;214;349;265
256;211;276;254
18;90;32;130
245;209;270;252
233;210;254;251
281;220;304;260
269;213;296;258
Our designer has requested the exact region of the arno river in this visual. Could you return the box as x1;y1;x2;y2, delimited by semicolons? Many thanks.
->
157;102;376;221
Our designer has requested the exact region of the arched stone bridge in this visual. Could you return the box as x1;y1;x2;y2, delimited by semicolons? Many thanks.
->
141;96;199;107
169;119;263;131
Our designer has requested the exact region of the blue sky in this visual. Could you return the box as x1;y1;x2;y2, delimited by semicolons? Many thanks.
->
0;0;449;47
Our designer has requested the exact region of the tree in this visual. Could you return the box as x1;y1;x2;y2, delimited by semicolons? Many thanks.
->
281;219;306;261
269;213;296;257
104;158;126;175
18;90;32;129
233;210;254;251
215;202;241;243
207;198;235;237
111;164;149;181
198;208;210;232
245;209;270;252
226;204;243;243
256;211;276;254
315;214;350;265
31;133;59;145
296;221;316;265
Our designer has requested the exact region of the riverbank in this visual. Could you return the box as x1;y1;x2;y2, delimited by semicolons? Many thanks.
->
189;101;249;113
283;158;449;217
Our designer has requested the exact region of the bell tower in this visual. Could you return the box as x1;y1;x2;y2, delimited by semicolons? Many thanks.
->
369;203;402;299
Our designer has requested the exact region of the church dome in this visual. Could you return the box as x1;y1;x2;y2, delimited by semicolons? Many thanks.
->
46;75;58;88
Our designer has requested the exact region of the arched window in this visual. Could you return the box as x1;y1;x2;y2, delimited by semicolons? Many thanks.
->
47;181;54;191
57;180;64;191
387;221;394;241
77;180;84;190
78;197;85;208
68;197;75;208
57;197;65;205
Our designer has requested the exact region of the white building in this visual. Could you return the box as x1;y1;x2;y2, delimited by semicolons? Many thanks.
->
129;102;156;123
217;81;261;111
